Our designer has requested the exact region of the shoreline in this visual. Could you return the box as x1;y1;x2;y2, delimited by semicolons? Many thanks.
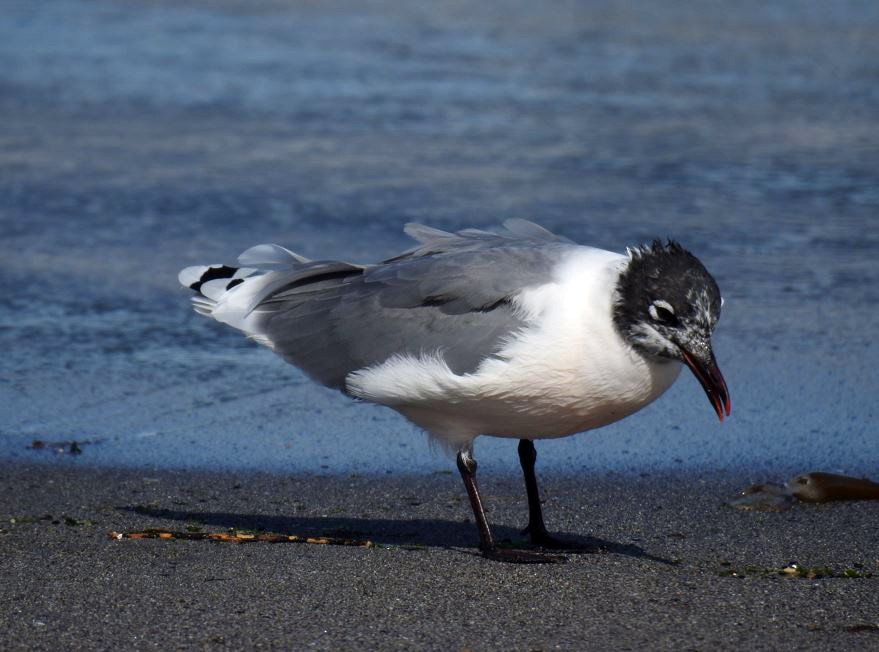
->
2;462;877;649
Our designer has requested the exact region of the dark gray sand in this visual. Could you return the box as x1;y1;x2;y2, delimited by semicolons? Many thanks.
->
2;463;877;650
3;0;878;477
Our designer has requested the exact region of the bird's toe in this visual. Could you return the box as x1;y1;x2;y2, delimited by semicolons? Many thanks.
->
481;546;566;564
524;528;606;553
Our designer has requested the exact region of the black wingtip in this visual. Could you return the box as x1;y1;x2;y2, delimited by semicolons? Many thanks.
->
189;264;239;293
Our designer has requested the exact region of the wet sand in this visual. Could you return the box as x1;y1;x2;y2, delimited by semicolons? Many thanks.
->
2;462;878;650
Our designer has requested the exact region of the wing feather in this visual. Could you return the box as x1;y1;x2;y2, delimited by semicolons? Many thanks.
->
185;221;579;391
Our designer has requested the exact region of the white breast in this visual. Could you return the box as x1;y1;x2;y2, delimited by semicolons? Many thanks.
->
347;247;682;449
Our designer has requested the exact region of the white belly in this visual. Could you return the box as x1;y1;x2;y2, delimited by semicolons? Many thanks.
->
346;247;682;449
389;339;682;448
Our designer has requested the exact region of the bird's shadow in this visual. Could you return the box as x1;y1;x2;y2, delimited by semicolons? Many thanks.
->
118;505;674;564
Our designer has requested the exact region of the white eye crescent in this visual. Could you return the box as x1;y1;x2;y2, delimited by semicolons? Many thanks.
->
648;299;675;322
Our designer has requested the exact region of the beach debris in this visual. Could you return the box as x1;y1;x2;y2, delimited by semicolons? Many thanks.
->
727;482;795;512
787;472;879;503
63;516;97;527
718;561;873;579
8;513;94;526
728;471;879;512
8;514;55;525
27;438;104;455
844;624;879;633
108;528;374;547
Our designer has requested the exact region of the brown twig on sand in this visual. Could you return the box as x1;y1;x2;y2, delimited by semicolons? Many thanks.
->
108;528;374;547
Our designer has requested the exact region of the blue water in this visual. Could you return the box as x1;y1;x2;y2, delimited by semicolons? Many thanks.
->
1;0;877;476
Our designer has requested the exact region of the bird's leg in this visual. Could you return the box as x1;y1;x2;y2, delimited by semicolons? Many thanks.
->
518;439;597;551
456;449;495;551
456;448;563;564
518;439;553;543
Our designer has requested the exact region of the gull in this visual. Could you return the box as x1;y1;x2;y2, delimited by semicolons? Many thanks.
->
179;219;730;563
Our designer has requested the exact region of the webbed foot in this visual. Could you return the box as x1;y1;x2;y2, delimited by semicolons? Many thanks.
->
482;545;566;564
523;525;606;553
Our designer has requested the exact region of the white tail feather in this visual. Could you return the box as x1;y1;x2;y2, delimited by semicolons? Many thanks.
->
181;244;363;353
180;246;311;345
178;265;211;288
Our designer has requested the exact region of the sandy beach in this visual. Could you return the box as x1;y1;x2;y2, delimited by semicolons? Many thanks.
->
2;462;878;649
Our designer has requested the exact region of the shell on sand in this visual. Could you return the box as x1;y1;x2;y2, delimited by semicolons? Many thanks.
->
787;472;879;503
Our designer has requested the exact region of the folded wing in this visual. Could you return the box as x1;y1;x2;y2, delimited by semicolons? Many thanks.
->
181;220;576;391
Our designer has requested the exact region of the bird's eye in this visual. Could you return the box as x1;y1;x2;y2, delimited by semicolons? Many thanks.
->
648;300;676;323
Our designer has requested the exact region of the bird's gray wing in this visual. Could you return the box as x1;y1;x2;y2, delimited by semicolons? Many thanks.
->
252;220;576;390
389;217;573;262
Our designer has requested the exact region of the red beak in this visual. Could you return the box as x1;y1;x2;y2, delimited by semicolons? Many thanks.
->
681;348;731;422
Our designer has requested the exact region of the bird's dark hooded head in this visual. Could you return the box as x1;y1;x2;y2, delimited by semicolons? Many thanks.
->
613;240;730;421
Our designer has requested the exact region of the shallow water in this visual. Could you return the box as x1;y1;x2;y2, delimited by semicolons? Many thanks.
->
1;0;877;475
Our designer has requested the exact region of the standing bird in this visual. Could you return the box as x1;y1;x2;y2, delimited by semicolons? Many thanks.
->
179;220;730;563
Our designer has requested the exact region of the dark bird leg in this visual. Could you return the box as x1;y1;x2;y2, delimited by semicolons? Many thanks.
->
518;439;599;551
456;449;563;564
